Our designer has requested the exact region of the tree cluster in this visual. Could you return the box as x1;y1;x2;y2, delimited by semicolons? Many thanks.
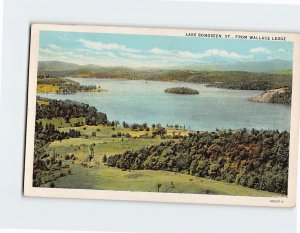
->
36;98;108;125
164;87;199;95
35;121;81;144
107;129;290;194
33;122;81;187
112;132;132;138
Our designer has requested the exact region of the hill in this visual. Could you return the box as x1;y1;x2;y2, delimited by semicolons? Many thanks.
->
177;60;293;73
38;61;82;71
107;129;289;195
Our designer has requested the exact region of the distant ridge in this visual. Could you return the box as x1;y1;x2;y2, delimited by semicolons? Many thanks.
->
38;61;82;71
38;61;133;73
38;59;292;73
176;59;293;72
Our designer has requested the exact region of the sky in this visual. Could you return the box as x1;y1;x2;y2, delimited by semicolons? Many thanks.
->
39;31;293;67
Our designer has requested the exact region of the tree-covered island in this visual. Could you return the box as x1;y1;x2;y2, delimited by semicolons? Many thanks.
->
164;87;199;95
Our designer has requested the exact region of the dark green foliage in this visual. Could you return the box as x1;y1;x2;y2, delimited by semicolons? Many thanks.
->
34;121;81;144
112;132;132;138
199;72;292;90
36;98;108;125
122;121;130;128
33;121;81;187
130;123;149;131
152;125;167;137
33;98;108;187
149;70;292;91
103;154;108;163
107;129;289;194
157;183;162;192
164;87;199;95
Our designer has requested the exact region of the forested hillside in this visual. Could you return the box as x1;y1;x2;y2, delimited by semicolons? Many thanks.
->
33;98;109;186
107;129;289;194
36;98;108;125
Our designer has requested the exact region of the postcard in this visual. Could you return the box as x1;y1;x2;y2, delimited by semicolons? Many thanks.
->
24;24;300;207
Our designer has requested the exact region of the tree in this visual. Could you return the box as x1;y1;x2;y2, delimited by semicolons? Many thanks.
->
157;183;162;192
65;116;70;123
103;154;107;163
151;124;155;130
122;121;129;128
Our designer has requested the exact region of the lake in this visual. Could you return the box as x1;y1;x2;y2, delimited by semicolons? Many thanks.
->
39;78;291;131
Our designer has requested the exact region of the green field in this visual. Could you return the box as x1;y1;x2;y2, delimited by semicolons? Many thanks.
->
39;122;281;197
51;164;279;196
38;117;86;128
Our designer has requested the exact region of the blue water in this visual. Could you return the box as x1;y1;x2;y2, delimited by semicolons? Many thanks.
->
39;78;291;131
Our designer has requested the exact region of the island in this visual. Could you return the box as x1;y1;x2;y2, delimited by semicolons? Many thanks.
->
164;87;199;95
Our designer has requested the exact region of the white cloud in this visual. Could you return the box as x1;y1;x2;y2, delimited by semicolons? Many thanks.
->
177;51;199;59
149;48;172;55
150;48;251;60
39;48;53;54
48;44;60;50
78;39;140;53
267;55;281;60
249;47;271;54
201;49;251;60
120;52;148;59
40;40;255;67
278;48;286;52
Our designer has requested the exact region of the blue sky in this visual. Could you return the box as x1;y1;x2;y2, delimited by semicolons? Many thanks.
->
39;31;293;67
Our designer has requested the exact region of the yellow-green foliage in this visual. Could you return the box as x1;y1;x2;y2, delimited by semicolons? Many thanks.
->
37;84;60;93
37;100;49;106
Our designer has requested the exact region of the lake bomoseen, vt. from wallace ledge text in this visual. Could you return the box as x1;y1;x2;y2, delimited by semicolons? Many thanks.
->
39;78;291;132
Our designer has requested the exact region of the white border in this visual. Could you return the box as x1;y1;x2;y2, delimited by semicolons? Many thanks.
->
163;0;300;5
24;24;300;208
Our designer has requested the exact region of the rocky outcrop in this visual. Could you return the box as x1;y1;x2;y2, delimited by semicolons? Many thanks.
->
249;87;291;105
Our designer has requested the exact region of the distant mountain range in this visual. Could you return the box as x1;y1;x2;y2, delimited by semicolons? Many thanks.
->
38;61;133;73
38;61;83;71
176;60;293;72
38;60;292;73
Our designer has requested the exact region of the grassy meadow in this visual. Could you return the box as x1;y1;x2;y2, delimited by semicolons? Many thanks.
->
38;118;280;197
